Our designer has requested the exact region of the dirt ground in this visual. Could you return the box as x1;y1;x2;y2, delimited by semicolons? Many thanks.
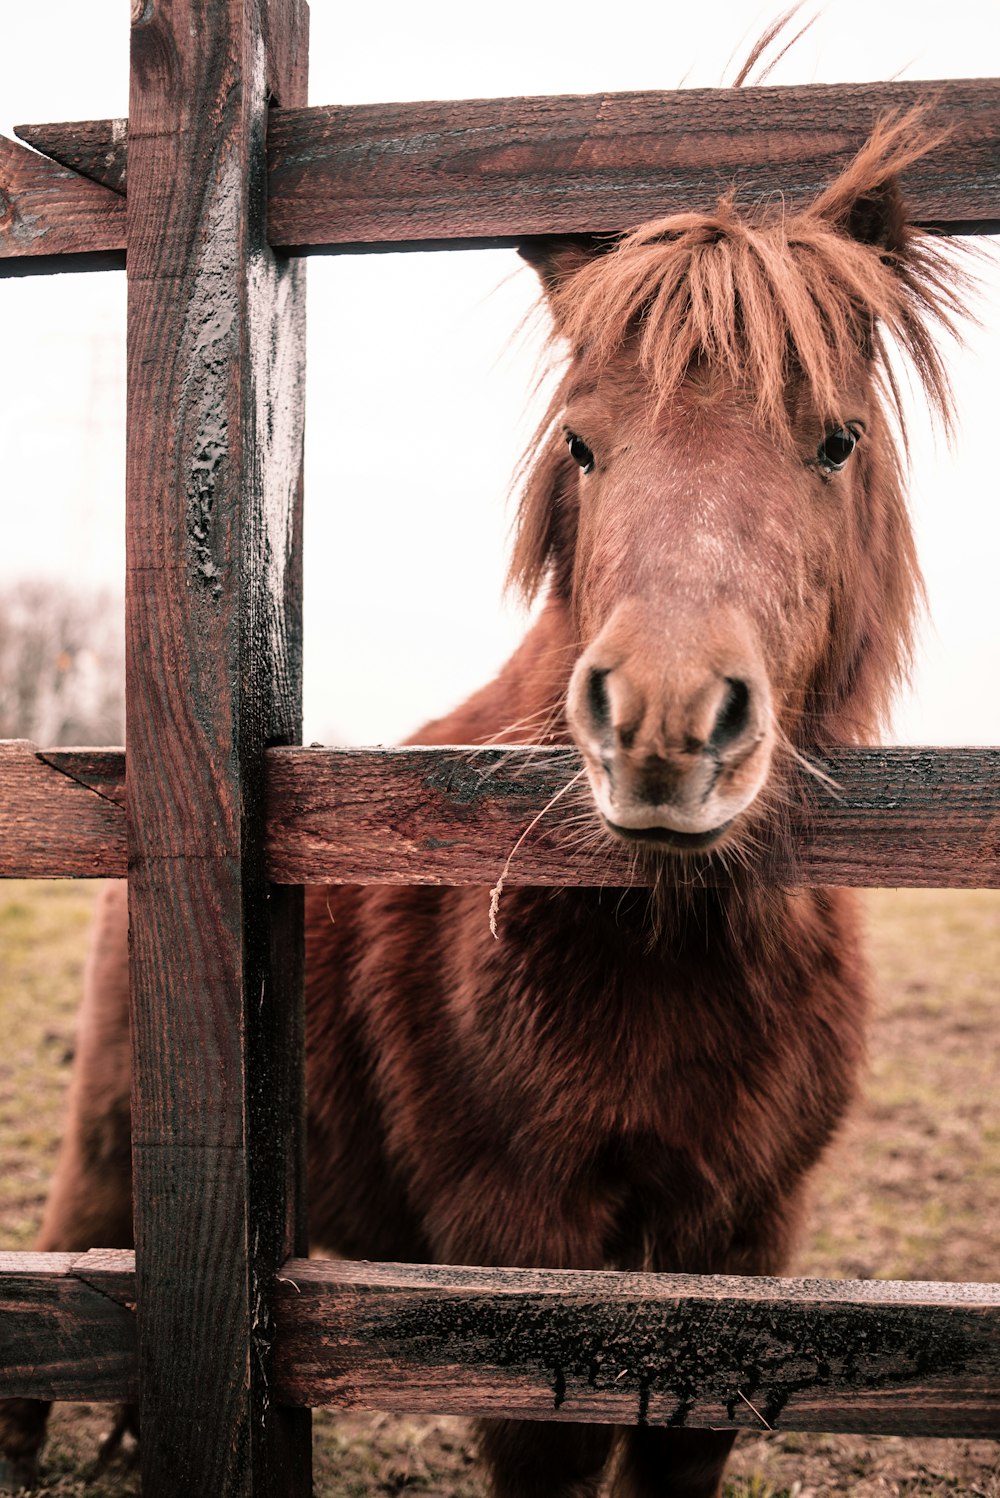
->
0;881;997;1497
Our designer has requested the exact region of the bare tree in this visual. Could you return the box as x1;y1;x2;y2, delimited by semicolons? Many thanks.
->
0;580;125;745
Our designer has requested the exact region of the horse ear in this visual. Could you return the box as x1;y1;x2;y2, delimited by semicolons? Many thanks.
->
518;234;617;295
809;111;936;256
813;169;909;255
842;178;909;254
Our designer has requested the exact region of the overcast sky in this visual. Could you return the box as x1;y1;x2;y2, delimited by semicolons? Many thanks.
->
1;1;997;745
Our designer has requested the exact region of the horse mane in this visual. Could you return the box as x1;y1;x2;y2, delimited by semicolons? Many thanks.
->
509;110;975;742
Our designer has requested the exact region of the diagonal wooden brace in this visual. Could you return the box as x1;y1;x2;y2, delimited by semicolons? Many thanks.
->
0;741;126;875
0;134;126;272
14;119;128;196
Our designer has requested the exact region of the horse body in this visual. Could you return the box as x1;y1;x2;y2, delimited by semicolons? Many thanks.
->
299;593;870;1495
0;110;968;1497
305;611;868;1286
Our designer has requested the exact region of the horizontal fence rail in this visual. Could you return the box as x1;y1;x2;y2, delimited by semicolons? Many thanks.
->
4;11;997;1488
272;1262;1000;1436
3;1252;999;1437
0;133;125;274
3;77;999;271
0;1251;136;1402
263;79;1000;250
1;740;998;886
0;743;125;876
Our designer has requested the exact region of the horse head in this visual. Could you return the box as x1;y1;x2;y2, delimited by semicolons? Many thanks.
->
516;113;966;857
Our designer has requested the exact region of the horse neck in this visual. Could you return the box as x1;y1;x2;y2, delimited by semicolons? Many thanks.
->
407;594;576;747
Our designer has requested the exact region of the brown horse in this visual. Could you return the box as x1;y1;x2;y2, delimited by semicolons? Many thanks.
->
0;114;969;1496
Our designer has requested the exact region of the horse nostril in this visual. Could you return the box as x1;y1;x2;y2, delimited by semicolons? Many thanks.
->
710;678;751;752
587;668;611;730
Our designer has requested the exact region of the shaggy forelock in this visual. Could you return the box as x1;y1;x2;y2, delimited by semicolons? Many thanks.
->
547;111;971;440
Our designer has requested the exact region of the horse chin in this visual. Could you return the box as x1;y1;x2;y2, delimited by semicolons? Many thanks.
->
600;814;735;854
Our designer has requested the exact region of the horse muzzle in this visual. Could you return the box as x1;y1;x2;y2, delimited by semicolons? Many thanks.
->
566;602;775;850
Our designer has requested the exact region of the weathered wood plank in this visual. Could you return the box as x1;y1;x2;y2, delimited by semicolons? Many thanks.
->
0;741;126;876
2;743;998;886
0;134;126;274
12;76;1000;267
35;748;127;807
6;1251;999;1438
125;0;309;1492
15;119;128;196
265;78;1000;249
263;745;1000;888
0;1250;135;1402
272;1260;1000;1437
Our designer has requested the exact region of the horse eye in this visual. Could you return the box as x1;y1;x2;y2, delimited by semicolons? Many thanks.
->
567;433;595;474
816;426;859;472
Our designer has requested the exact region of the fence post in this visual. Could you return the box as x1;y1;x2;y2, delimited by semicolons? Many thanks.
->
125;0;310;1491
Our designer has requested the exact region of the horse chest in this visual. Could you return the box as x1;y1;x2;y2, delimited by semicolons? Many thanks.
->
312;884;864;1270
474;965;775;1170
466;912;860;1220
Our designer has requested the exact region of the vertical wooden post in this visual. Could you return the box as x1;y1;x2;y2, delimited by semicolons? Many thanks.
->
126;0;310;1492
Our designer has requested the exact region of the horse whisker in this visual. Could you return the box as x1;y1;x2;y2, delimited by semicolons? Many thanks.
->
489;768;588;938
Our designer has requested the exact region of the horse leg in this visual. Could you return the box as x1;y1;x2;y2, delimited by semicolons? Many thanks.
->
0;882;134;1489
476;1417;614;1498
0;1401;50;1494
428;1187;617;1498
609;1427;738;1498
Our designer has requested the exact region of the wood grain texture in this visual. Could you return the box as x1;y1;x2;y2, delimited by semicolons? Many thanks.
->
0;1250;135;1402
0;133;126;274
264;745;1000;888
13;76;1000;265
272;1259;1000;1436
0;742;126;876
35;748;126;806
15;119;128;196
266;78;1000;249
3;743;998;886
6;1251;999;1438
125;0;309;1491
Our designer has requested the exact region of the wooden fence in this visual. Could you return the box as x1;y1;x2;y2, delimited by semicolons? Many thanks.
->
1;3;997;1494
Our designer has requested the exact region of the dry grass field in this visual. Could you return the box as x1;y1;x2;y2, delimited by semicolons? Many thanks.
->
1;880;997;1497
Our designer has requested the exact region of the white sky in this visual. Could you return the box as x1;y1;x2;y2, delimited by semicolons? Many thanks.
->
1;1;997;745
